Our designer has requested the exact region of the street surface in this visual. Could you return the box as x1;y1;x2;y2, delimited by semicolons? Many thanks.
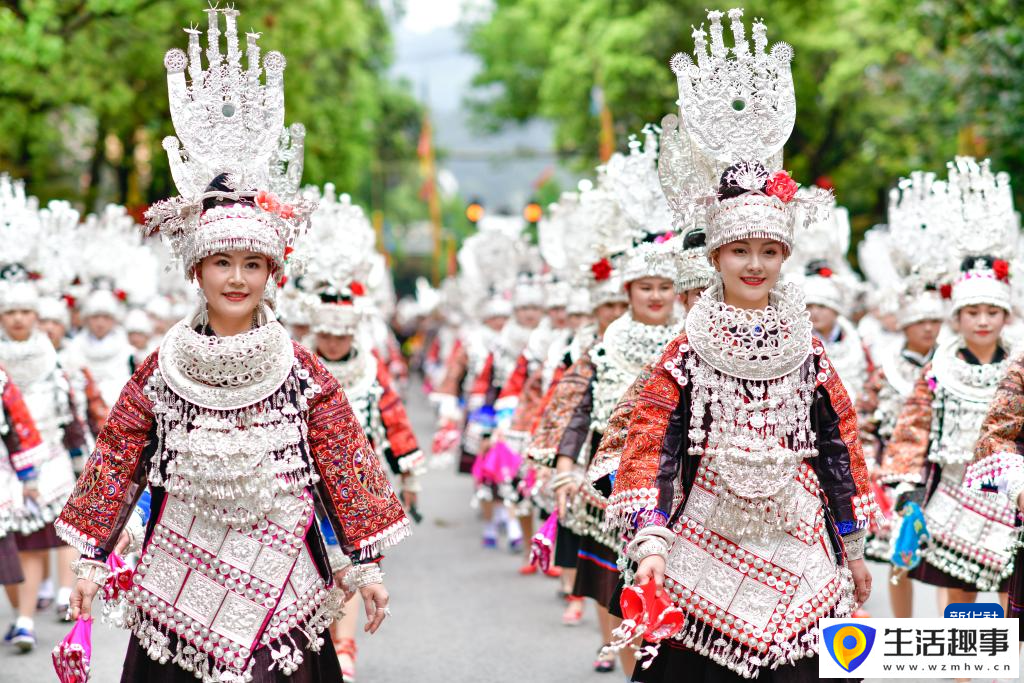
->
4;387;1022;681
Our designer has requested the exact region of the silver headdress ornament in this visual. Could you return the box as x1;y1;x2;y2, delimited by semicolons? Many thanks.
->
290;184;377;336
669;228;716;293
943;157;1018;314
0;175;81;312
785;189;863;315
885;170;953;327
457;214;524;321
605;125;679;286
659;8;831;256
144;7;315;280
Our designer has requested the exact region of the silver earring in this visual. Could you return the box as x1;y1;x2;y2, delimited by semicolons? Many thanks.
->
197;289;209;327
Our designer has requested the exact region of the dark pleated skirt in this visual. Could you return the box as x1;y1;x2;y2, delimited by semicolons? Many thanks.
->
633;641;860;683
120;629;342;682
909;560;1010;593
1009;547;1024;641
554;522;581;569
573;535;619;606
0;533;24;584
16;522;62;550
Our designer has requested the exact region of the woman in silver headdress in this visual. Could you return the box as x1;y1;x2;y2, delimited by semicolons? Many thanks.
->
58;9;408;682
607;10;876;680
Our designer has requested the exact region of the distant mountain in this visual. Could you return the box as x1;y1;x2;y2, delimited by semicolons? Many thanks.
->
391;24;572;210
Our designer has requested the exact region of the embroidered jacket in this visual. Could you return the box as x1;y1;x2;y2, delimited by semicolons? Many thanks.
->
57;343;409;561
0;366;46;537
611;335;877;539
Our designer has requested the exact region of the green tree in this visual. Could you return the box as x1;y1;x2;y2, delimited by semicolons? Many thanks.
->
0;1;424;218
465;1;1024;234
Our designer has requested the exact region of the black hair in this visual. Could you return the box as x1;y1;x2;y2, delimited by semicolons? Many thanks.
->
960;255;996;272
718;160;768;200
805;259;830;277
201;173;256;212
682;229;707;250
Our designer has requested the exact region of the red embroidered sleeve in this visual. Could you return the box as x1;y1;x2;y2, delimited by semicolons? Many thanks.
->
375;357;422;472
529;366;566;433
467;353;494;411
1;366;45;476
587;362;655;487
525;355;594;467
435;340;467;398
495;354;529;414
56;353;157;556
606;337;685;528
975;356;1024;460
299;345;410;559
813;340;881;528
880;361;935;485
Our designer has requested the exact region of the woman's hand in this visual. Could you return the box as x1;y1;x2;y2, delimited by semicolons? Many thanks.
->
634;555;666;588
113;531;132;556
849;558;872;606
68;578;101;621
555;481;579;518
333;568;356;603
360;583;390;634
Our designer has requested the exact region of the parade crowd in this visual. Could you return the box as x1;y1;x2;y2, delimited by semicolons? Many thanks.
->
0;5;1022;683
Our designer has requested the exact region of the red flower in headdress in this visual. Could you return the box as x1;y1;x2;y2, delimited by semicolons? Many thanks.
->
27;271;42;281
765;171;799;203
591;258;612;281
62;294;76;309
113;289;128;302
349;281;366;296
993;259;1010;282
284;246;294;260
818;267;833;278
939;283;953;300
255;190;282;215
277;275;288;288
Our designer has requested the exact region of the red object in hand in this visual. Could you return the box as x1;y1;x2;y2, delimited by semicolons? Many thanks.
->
765;170;799;203
591;258;613;281
620;580;685;642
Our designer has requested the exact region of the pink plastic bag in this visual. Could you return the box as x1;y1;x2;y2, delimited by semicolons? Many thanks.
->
529;512;559;571
52;617;92;683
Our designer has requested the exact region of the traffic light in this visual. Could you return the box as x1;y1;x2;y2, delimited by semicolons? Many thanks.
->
466;199;484;224
523;200;542;225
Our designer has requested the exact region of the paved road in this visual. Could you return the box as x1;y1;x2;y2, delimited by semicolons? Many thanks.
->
4;385;1022;681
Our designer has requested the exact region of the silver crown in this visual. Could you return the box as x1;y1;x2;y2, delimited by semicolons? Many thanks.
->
659;9;829;255
0;175;41;268
163;8;287;196
670;8;794;165
146;7;314;280
604;126;674;236
946;156;1017;261
296;184;377;290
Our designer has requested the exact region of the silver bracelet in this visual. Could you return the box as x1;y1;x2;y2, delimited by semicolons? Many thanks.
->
71;558;111;587
123;514;145;556
843;530;867;562
624;526;676;563
342;563;385;592
1006;474;1024;514
551;471;581;491
327;546;352;575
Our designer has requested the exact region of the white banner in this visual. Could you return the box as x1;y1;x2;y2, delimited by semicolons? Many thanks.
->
818;617;1019;679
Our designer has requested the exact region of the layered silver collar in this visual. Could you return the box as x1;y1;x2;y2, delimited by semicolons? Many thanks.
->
685;279;812;381
158;314;294;411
